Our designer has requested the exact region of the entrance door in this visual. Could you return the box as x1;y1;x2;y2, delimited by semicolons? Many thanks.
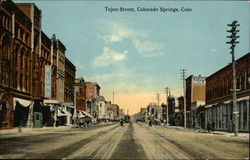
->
0;100;12;129
33;112;43;128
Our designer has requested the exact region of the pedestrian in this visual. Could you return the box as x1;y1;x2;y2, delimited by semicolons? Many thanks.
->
56;118;59;127
211;121;215;133
18;119;23;133
120;119;124;127
149;120;152;127
207;120;211;133
229;120;233;133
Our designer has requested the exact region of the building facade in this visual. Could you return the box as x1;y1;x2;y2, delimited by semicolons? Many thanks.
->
140;108;146;122
175;96;184;126
106;101;114;120
205;52;250;132
84;82;100;119
146;103;162;123
0;0;79;129
74;77;85;112
97;96;106;120
167;96;178;125
111;104;119;120
0;1;51;129
186;75;206;127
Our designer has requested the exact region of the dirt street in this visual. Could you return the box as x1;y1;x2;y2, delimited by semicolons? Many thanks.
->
0;122;248;159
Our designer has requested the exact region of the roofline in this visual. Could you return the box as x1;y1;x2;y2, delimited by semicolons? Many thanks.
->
207;52;250;79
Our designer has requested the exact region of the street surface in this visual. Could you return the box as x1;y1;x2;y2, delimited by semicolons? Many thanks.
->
0;122;249;159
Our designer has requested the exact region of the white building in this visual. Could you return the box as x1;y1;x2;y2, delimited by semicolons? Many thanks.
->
98;96;107;119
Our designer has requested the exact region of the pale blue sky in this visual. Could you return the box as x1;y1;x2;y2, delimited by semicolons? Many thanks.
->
15;0;249;113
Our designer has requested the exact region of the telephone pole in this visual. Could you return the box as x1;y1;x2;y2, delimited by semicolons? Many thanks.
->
226;20;240;136
164;87;170;126
180;69;187;130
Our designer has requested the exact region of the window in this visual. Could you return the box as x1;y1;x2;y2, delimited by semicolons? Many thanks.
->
90;89;93;97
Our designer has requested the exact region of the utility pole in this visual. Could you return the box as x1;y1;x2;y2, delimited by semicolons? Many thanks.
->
156;93;160;107
226;20;240;136
73;90;77;127
164;87;170;126
180;69;187;130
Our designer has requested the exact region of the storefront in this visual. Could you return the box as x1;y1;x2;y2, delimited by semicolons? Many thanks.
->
13;97;33;127
205;96;249;132
44;100;73;126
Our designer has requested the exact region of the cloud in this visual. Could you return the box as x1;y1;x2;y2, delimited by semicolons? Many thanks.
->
112;50;128;61
142;52;165;58
132;39;164;54
211;49;216;53
101;22;133;43
100;21;165;57
91;47;128;67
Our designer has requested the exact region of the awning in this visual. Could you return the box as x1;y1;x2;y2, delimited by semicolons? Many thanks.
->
64;102;74;108
13;97;32;107
205;96;250;108
237;96;250;101
44;99;60;104
81;111;93;118
58;109;72;117
205;104;213;108
77;111;86;118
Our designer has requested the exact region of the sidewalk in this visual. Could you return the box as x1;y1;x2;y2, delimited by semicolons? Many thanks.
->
163;125;249;138
0;122;115;138
0;125;73;137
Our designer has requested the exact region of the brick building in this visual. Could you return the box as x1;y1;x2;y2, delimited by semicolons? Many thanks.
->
0;1;50;129
0;0;76;129
205;52;250;132
64;57;76;104
74;77;85;112
186;75;206;111
84;82;100;118
185;75;206;127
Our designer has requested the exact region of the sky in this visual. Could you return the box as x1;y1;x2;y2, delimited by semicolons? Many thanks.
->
15;0;250;115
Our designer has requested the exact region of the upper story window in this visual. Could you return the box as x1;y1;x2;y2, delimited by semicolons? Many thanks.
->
90;88;93;97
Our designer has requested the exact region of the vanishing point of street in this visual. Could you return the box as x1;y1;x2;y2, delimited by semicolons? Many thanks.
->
0;122;249;159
